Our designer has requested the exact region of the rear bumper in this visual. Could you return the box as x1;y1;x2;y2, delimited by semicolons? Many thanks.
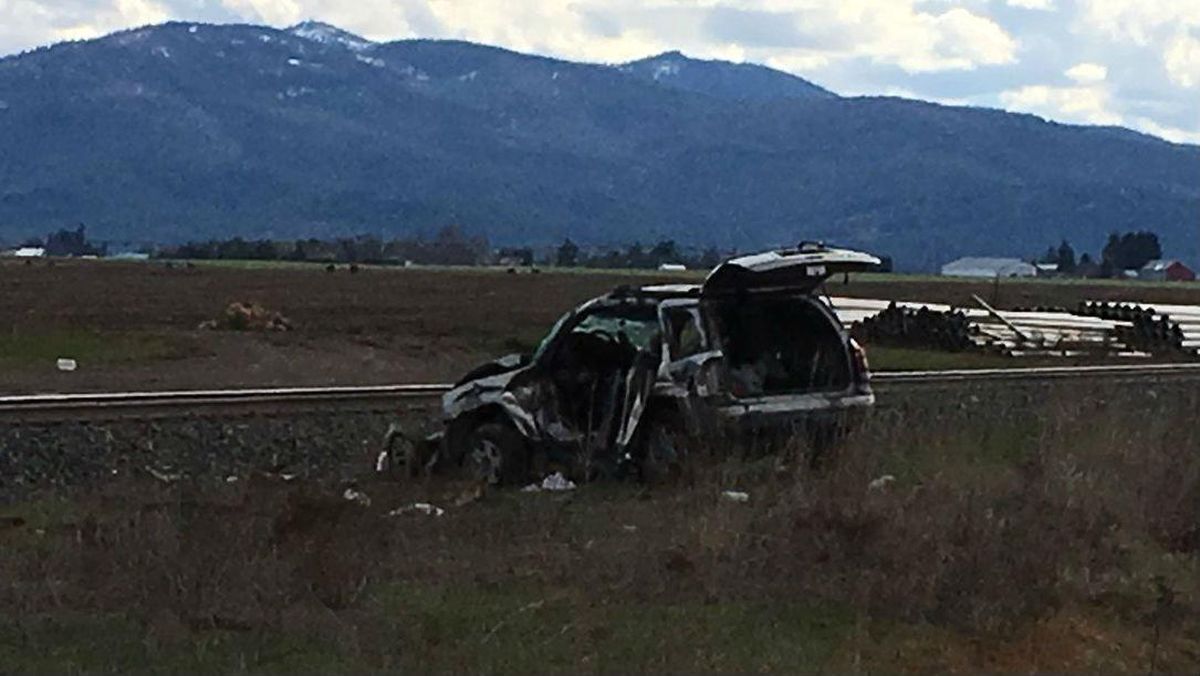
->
714;391;874;432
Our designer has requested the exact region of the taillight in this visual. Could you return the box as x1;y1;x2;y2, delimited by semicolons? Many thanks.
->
849;338;870;381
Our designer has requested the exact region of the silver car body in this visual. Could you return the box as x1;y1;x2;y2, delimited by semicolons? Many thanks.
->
439;244;881;474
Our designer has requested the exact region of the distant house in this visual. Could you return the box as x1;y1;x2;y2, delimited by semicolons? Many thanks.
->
107;252;151;261
6;246;46;258
1035;262;1059;276
940;257;1037;278
1139;259;1195;282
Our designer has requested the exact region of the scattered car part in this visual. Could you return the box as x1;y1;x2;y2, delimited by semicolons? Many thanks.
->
388;502;445;517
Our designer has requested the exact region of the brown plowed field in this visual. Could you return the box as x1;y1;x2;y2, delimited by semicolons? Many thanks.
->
4;258;1199;393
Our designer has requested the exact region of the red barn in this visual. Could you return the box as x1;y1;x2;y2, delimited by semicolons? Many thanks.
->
1140;260;1196;282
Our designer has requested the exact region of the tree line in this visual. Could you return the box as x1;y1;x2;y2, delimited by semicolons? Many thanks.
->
17;225;106;257
1037;231;1165;277
154;225;757;271
153;226;902;272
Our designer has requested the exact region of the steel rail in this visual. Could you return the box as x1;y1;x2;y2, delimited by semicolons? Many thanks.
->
0;384;450;415
871;361;1200;384
2;362;1199;415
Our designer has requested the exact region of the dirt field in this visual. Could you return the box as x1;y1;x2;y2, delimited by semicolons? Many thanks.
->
4;258;1200;393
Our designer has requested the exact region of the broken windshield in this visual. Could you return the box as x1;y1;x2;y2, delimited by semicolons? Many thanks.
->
535;304;661;361
571;310;660;351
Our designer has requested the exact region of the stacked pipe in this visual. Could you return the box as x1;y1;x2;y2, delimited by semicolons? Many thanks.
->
1077;301;1189;355
833;296;1200;359
850;302;975;351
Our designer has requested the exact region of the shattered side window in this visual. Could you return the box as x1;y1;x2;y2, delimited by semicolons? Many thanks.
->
571;310;660;351
663;306;706;360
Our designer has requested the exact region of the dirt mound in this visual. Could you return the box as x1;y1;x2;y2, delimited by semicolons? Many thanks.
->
199;302;293;332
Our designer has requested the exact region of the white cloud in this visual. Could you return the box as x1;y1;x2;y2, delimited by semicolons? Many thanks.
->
1130;116;1200;144
0;0;1019;71
1064;61;1106;84
1164;32;1200;87
879;84;971;106
1000;82;1122;126
914;7;1018;71
0;0;169;53
219;0;302;27
765;51;834;73
787;2;1018;73
420;0;670;63
1006;0;1054;10
1077;0;1200;46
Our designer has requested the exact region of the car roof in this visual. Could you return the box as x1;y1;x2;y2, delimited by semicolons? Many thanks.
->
637;283;702;296
604;283;701;302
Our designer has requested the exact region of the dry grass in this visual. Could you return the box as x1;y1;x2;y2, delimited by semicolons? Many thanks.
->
1;384;1198;672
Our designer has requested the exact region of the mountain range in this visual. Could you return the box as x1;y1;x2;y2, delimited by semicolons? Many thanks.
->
0;20;1197;269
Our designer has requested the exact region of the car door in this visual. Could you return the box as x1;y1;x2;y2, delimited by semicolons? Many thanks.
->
654;299;725;430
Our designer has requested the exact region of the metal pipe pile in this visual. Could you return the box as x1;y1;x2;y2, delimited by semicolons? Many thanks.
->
829;296;1200;359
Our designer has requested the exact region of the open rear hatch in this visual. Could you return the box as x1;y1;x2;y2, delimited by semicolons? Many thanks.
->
702;243;880;399
703;243;881;296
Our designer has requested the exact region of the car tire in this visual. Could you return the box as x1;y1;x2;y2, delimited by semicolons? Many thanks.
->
378;422;413;479
461;421;529;485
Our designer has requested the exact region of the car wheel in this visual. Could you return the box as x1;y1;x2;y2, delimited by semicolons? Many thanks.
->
377;422;412;479
462;421;528;485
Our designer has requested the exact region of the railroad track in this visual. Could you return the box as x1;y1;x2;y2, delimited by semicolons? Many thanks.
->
2;362;1199;419
0;384;448;419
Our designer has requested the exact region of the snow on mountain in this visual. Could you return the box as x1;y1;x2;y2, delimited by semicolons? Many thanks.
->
287;21;374;52
620;50;835;101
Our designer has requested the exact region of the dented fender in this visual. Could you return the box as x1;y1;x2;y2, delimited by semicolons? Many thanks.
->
442;371;541;440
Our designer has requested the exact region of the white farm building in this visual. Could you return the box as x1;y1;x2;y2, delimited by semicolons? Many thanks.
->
940;257;1037;278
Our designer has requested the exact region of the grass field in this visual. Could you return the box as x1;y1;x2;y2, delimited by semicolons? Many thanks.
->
2;383;1198;672
3;257;1200;394
0;329;191;367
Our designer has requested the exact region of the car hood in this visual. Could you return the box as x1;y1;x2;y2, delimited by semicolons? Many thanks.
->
452;353;530;388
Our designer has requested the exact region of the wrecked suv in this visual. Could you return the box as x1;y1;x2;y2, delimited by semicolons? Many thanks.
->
399;244;880;484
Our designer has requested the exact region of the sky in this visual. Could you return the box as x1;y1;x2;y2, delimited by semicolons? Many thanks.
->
1;0;1197;143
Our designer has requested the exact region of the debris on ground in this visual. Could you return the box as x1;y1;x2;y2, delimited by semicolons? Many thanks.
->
868;474;896;491
342;487;371;507
56;358;77;372
721;490;750;503
144;466;181;484
388;502;445;517
199;301;293;332
521;472;577;493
